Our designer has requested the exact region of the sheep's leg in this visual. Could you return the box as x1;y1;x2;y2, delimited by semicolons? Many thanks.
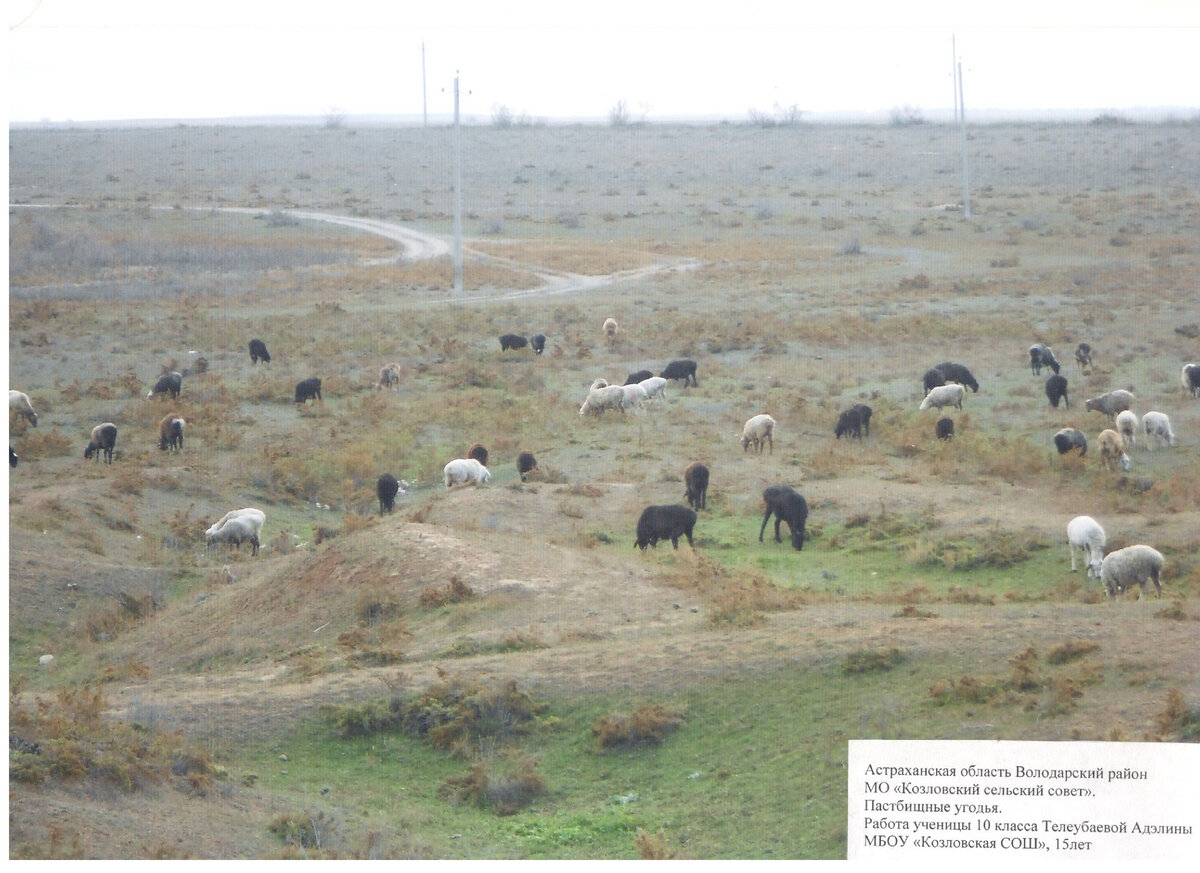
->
759;510;772;543
774;517;784;544
1070;545;1077;573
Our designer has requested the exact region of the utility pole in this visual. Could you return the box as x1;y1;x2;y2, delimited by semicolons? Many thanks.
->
958;59;971;219
453;72;463;295
951;34;960;124
422;43;427;128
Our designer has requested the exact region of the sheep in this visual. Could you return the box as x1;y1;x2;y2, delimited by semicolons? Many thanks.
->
932;362;979;393
1115;409;1137;449
1100;544;1164;599
1142;411;1176;450
741;413;776;454
249;338;271;364
84;423;118;464
443;457;491;488
378;363;401;390
294;377;322;404
602;317;619;339
1045;374;1069;408
531;333;547;355
1084;388;1135;423
499;333;528;352
516;451;538;481
1182;363;1200;398
1066;515;1106;578
683;461;709;511
936;417;955;440
660;359;698;387
835;404;872;440
206;516;261;557
920;383;964;411
377;473;400;514
205;508;265;541
634;504;697;550
1074;342;1093;370
1053;427;1088;456
9;390;38;427
148;371;182;400
579;384;627;416
624;369;654;386
589;378;610;391
922;368;947;394
759;484;808;550
620;382;649;413
158;414;185;452
466;443;489;467
1097;428;1131;472
638;376;668;402
9;446;17;468
1028;343;1060;375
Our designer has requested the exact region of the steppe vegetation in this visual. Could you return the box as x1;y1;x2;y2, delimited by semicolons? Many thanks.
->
8;118;1200;858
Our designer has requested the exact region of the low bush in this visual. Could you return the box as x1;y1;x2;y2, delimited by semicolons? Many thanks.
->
841;648;905;674
591;704;685;750
442;749;546;816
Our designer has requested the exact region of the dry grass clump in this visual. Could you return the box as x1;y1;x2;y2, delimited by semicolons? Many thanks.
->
442;749;546;816
418;575;475;608
1152;688;1200;742
894;604;937;619
1045;639;1100;665
928;646;1099;716
907;529;1048;573
665;555;804;626
841;647;906;674
13;427;74;457
635;828;686;859
591;703;686;750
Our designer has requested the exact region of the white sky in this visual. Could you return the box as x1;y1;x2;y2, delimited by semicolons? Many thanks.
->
6;0;1200;122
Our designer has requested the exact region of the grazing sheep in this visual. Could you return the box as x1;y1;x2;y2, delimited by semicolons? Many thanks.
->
148;371;182;400
84;422;118;464
531;333;547;355
1084;389;1135;423
499;333;528;352
1053;427;1088;456
1097;428;1131;472
634;504;697;550
1045;374;1069;408
1142;411;1176;450
158;414;185;452
602;317;619;339
378;363;401;390
466;443;489;467
1115;409;1137;449
624;369;654;386
741;413;776;454
377;473;400;514
206;508;265;541
9;446;17;468
835;404;872;440
1028;343;1061;375
579;384;627;416
1066;515;1106;578
516;451;538;481
1074;342;1093;369
637;376;668;402
294;377;322;404
683;461;709;511
9;390;38;427
660;359;698;387
589;378;610;391
936;417;955;441
249;338;271;364
1182;363;1200;398
206;516;261;557
920;383;964;411
1100;544;1164;599
922;368;947;394
932;362;979;393
443;457;491;488
759;484;808;550
620;382;649;413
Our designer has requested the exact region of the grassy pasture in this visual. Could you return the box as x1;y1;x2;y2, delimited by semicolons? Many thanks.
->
8;119;1200;858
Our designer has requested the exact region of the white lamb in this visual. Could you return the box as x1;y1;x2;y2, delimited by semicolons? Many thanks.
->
1142;411;1176;450
9;390;37;427
1066;515;1106;578
919;383;964;411
637;376;668;402
1114;409;1137;449
579;384;626;416
206;508;266;539
620;382;649;413
1097;428;1131;472
206;516;262;556
1099;544;1164;599
741;413;776;454
443;457;491;488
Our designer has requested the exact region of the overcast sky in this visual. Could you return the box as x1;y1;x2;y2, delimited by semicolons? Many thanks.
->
7;1;1200;123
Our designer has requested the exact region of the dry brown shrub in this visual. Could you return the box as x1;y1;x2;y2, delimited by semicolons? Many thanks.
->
894;604;937;619
107;465;144;496
635;829;684;859
592;704;685;750
665;555;803;626
442;749;546;815
16;427;74;457
842;648;905;674
1153;687;1200;741
1045;639;1100;665
419;575;475;608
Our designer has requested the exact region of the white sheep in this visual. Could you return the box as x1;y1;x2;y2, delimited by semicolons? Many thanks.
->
9;390;37;427
1100;544;1164;599
443;457;491;488
1142;411;1175;450
637;376;667;402
1066;515;1106;578
919;383;965;411
741;413;776;454
1114;409;1137;449
589;378;610;391
579;384;626;416
620;382;649;414
1097;428;1131;472
206;515;261;556
602;317;618;339
206;508;266;540
1084;388;1135;423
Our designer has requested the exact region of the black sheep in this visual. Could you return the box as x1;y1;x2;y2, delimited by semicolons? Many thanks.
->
922;368;946;394
1045;374;1069;408
1029;343;1060;375
932;362;979;393
1075;342;1093;369
1183;363;1200;399
531;333;547;355
467;443;489;467
377;473;400;515
835;404;872;439
294;377;322;404
148;371;182;400
624;369;654;386
683;461;709;511
659;359;698;387
9;446;18;468
759;485;808;550
158;415;185;451
936;417;955;440
84;422;118;464
634;504;697;550
517;451;538;481
249;338;271;364
499;333;528;352
1053;428;1088;456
